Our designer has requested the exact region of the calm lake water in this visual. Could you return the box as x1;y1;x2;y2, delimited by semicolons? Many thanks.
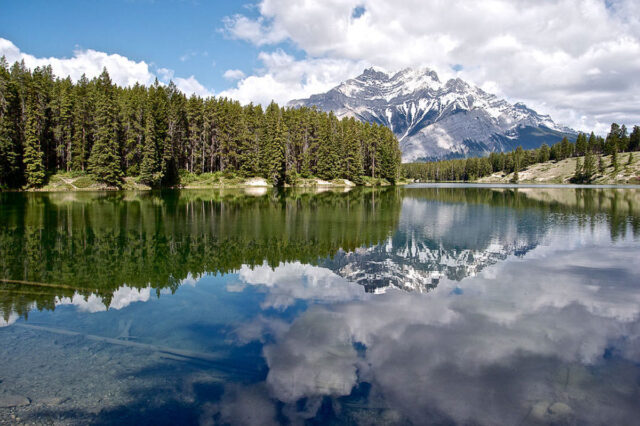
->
1;184;640;425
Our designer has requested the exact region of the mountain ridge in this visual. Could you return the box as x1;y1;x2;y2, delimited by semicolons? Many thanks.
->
289;67;576;162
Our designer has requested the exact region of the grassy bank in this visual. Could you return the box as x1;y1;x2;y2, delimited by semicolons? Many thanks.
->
475;153;640;185
21;171;402;192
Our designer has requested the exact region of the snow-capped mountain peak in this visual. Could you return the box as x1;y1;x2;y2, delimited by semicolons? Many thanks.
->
289;67;576;161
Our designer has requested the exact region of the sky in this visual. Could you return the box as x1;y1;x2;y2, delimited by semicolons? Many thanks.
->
1;0;639;134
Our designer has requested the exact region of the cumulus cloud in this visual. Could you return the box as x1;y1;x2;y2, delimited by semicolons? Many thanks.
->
0;37;155;87
222;14;288;46
0;38;214;97
223;69;246;81
219;49;366;106
221;0;640;132
173;75;215;97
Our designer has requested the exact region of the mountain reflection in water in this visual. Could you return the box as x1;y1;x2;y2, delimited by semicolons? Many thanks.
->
0;185;639;425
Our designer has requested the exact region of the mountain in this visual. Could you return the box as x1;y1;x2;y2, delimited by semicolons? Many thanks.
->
289;67;576;162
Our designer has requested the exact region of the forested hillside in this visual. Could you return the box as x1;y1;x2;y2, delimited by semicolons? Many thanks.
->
0;60;402;189
403;124;640;183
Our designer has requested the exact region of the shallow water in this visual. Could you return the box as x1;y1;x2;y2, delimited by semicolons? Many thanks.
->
1;185;639;425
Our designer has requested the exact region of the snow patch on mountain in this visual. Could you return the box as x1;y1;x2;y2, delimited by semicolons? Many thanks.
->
289;67;576;161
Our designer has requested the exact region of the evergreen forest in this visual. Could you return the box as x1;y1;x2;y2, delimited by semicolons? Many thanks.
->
0;60;402;189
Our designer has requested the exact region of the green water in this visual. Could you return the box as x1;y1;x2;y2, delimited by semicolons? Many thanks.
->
0;185;639;425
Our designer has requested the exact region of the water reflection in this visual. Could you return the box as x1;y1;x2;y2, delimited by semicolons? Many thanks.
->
0;188;401;321
0;185;639;425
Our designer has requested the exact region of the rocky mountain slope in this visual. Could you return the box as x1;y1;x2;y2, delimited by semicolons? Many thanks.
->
289;67;576;162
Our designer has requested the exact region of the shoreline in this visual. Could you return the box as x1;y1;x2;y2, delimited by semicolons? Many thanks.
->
4;176;404;193
407;182;640;189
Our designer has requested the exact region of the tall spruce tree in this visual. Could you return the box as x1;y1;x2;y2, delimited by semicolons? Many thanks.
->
23;101;46;187
71;75;94;172
22;66;52;187
0;56;23;187
88;69;122;187
140;80;167;186
582;149;595;182
263;102;286;185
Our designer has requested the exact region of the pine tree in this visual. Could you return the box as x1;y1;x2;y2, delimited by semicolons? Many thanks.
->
537;143;550;163
605;123;620;155
186;95;204;173
163;81;185;185
51;77;74;171
22;66;52;188
263;102;286;185
71;75;94;172
582;149;595;182
587;132;598;154
0;56;23;187
611;148;618;172
341;118;364;182
598;155;605;174
627;152;633;166
23;101;46;187
139;80;167;186
88;69;122;187
239;103;262;176
630;126;640;152
573;157;582;181
121;83;146;175
575;133;587;156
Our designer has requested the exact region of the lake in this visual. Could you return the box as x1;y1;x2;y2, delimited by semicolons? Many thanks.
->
1;184;639;425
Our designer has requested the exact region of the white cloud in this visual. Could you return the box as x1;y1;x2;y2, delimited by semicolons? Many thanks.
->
222;14;288;46
157;67;175;82
0;37;155;87
220;50;366;105
173;75;215;97
223;69;246;81
221;0;640;132
0;38;214;98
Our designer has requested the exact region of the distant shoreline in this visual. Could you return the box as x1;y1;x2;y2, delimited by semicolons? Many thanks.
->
406;182;640;189
407;153;640;186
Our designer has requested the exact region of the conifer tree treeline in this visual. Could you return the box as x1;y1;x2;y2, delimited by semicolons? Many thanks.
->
0;60;401;188
403;124;640;183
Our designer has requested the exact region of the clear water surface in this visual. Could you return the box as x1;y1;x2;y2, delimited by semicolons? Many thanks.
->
1;184;639;425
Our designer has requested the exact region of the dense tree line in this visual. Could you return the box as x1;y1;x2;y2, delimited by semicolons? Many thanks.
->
403;123;640;183
0;59;402;189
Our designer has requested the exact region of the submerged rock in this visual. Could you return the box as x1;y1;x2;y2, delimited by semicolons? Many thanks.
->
0;394;31;408
549;402;572;417
38;396;65;406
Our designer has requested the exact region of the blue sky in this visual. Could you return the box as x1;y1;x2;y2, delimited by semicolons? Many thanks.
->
1;0;639;133
0;0;268;92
